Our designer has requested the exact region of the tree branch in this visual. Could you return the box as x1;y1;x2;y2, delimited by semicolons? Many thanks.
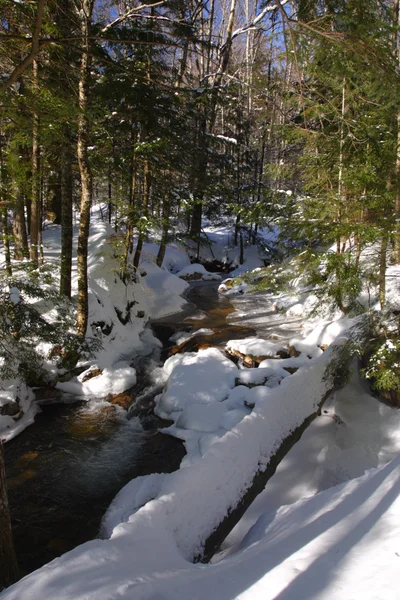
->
231;0;289;40
0;0;46;94
101;1;167;34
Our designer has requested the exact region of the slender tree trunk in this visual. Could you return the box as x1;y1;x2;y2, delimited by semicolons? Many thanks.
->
76;0;94;338
60;128;73;297
39;177;44;265
108;175;112;224
123;137;136;280
393;0;400;262
133;156;150;270
234;213;240;246
13;188;29;260
157;192;171;267
379;234;388;309
0;134;12;276
1;208;12;277
0;442;19;589
30;59;40;266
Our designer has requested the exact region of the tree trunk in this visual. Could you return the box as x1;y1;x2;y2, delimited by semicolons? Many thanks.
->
157;193;171;267
12;188;29;260
1;208;12;277
0;134;12;277
76;0;94;338
0;442;19;589
234;213;240;246
122;139;136;281
60;128;73;297
108;176;112;224
379;234;388;309
133;156;150;270
393;1;400;262
30;59;40;267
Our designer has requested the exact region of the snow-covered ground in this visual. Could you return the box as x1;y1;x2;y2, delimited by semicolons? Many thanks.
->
0;209;193;440
1;213;400;599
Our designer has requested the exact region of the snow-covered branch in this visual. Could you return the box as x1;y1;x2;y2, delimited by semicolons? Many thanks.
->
231;0;289;40
101;1;167;34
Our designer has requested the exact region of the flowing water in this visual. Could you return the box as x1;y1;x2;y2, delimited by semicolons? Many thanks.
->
4;281;255;578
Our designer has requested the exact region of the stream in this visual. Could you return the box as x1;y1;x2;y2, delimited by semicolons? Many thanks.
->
4;281;256;578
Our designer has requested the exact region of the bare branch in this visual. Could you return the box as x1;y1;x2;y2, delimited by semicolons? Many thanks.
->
0;0;46;94
231;0;289;40
101;1;167;34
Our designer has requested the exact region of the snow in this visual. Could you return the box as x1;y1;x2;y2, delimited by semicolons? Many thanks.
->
3;454;399;600
2;212;400;600
176;263;221;281
155;348;238;418
56;363;137;398
217;366;400;559
226;337;286;358
0;380;37;442
169;328;214;345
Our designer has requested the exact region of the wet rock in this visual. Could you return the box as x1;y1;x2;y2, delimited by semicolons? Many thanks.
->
106;392;135;410
34;387;63;404
79;367;103;382
0;402;20;417
244;400;255;409
288;345;301;358
283;367;298;375
91;321;113;336
179;272;204;281
379;388;400;408
235;377;269;389
226;347;288;366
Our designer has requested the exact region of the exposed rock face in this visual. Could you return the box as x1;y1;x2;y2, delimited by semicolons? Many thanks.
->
288;345;301;357
79;367;103;383
106;392;135;410
34;388;62;404
225;347;290;367
0;402;20;417
179;272;204;281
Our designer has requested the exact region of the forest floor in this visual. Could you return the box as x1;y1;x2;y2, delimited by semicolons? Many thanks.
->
1;205;400;599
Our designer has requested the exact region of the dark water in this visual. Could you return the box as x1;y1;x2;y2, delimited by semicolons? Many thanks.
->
4;281;254;577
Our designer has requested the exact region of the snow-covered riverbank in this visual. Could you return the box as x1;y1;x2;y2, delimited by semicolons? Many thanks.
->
2;212;400;599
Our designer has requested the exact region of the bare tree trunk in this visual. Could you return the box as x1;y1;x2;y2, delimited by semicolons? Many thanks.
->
12;188;29;260
157;191;171;267
122;135;136;280
1;208;12;277
76;0;94;338
0;133;12;276
234;213;240;246
379;234;388;309
60;128;73;297
30;59;40;266
133;156;150;270
391;0;400;262
0;442;19;589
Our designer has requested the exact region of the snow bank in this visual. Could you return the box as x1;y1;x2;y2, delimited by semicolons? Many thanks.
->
3;410;398;600
227;337;286;358
176;263;221;281
56;363;137;398
0;380;37;442
155;348;237;418
0;341;335;600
